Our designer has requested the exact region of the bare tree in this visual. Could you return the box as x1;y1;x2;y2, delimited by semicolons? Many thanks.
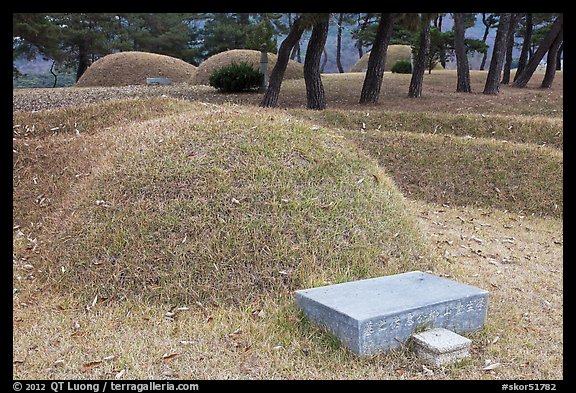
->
483;13;511;95
454;13;471;93
304;13;330;110
359;13;394;105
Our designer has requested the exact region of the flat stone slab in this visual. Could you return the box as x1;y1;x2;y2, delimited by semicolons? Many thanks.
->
146;77;172;85
411;328;472;366
295;271;488;356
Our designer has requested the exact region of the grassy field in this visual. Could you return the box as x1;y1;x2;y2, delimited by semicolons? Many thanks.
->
13;69;562;380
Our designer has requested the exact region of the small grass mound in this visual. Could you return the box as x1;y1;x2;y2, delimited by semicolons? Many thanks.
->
37;105;430;306
13;97;196;247
76;51;197;87
193;49;304;86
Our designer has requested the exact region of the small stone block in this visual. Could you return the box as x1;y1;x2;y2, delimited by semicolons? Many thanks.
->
146;77;172;85
294;271;488;356
411;328;472;366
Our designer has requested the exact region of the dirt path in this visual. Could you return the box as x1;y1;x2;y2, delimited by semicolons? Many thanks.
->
408;199;563;379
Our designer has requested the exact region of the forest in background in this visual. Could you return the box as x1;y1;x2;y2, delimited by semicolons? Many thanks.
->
13;13;561;88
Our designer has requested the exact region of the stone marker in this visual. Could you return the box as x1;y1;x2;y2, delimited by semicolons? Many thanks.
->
259;44;269;93
146;77;172;86
294;271;488;356
411;328;472;366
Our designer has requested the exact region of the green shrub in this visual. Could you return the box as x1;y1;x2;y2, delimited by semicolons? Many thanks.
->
209;61;263;92
391;60;412;74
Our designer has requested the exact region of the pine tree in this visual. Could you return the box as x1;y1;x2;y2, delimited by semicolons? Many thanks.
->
483;13;511;95
512;14;563;88
304;13;330;110
408;14;432;98
453;13;471;93
261;14;308;108
359;13;394;105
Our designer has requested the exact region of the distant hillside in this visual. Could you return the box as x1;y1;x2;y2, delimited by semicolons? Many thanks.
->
14;56;53;74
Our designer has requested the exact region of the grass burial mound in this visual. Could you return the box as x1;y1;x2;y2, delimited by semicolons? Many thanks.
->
192;49;304;86
350;45;413;72
75;51;197;87
30;102;430;307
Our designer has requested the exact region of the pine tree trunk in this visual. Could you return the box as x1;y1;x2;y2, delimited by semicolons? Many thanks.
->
321;47;328;73
541;28;563;88
501;13;520;85
359;13;394;105
454;13;471;93
76;44;90;82
409;20;430;98
479;13;491;71
260;15;306;108
304;13;329;110
336;13;344;73
514;13;532;82
483;13;511;95
556;42;563;70
513;14;563;88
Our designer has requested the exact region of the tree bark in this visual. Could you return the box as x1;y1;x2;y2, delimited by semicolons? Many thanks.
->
479;13;491;71
336;13;344;73
75;44;90;82
356;14;370;59
321;47;328;73
501;13;521;85
513;14;563;88
541;28;563;88
359;13;394;105
260;14;306;108
409;18;430;98
454;13;471;93
514;13;532;82
304;13;329;110
50;60;57;88
556;42;563;70
483;13;511;95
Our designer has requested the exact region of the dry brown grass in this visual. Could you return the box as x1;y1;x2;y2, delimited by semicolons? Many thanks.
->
346;130;562;217
15;102;429;308
192;49;304;86
13;69;562;380
76;51;197;87
13;202;562;380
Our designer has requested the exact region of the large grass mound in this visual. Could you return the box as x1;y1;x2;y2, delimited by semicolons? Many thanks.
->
76;51;197;87
192;49;304;86
36;103;430;306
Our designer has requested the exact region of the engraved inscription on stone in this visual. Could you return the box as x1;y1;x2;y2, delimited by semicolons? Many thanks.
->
295;271;489;356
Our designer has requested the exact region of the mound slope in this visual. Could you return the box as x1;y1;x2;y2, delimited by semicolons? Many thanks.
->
350;45;413;73
38;104;429;306
76;51;197;87
192;49;304;85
